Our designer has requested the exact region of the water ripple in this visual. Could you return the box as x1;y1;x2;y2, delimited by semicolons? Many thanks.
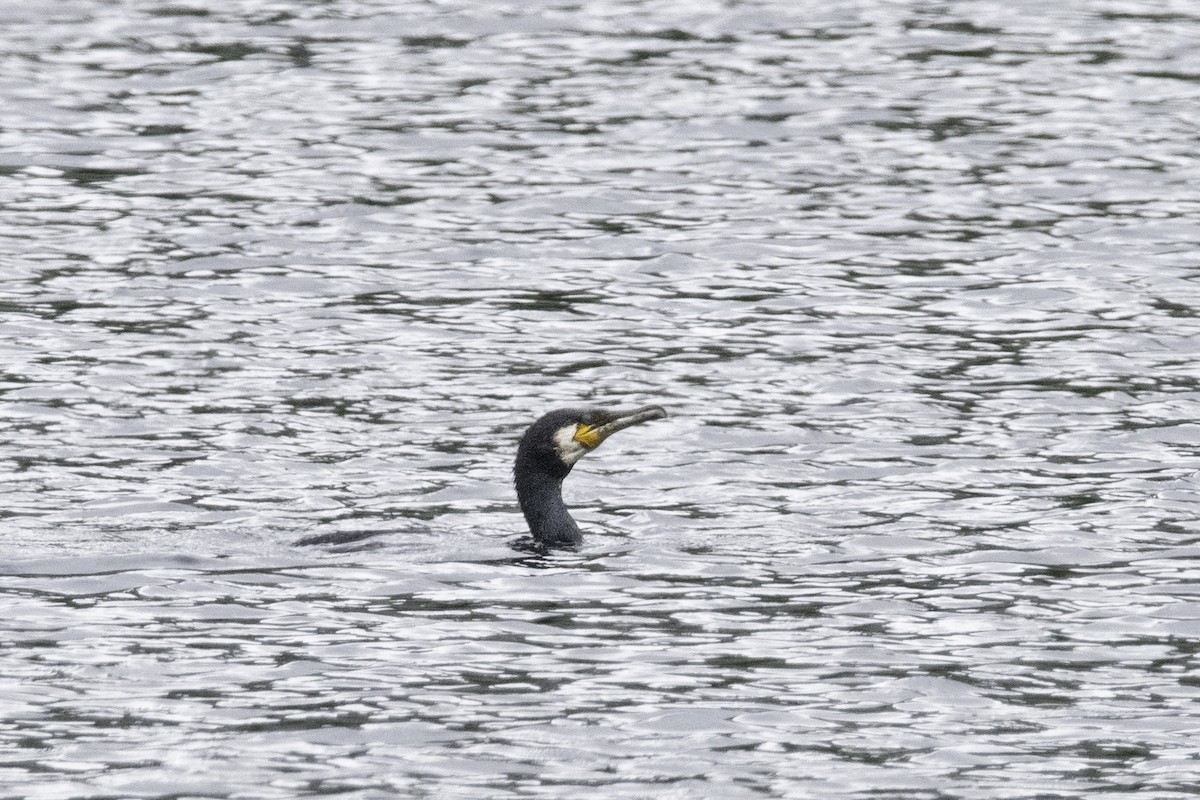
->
3;0;1200;797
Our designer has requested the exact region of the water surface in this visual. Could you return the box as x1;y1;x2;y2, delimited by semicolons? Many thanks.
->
2;1;1200;797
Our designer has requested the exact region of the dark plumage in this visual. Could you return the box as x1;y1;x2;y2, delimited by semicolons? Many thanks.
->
515;406;667;549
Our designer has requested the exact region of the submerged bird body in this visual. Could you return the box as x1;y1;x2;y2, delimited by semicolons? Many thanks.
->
515;406;666;549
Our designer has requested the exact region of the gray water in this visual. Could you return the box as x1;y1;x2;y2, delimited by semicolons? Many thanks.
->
3;1;1200;797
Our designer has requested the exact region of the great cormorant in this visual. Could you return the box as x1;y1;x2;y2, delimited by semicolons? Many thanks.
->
515;405;667;549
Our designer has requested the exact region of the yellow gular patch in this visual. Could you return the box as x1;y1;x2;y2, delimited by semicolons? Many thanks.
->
573;424;602;449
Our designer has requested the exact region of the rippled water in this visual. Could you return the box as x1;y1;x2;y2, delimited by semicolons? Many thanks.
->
3;0;1200;797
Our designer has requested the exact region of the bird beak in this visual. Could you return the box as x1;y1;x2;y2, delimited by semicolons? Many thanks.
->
574;406;668;449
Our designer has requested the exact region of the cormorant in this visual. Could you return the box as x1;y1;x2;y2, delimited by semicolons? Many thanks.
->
515;405;667;549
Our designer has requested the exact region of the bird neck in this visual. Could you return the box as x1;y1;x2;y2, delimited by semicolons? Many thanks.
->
515;468;582;548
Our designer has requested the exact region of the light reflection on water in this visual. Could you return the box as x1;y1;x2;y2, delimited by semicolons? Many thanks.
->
2;0;1200;797
6;549;1200;797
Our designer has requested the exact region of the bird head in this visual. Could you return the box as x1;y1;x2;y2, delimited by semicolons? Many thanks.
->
517;405;668;477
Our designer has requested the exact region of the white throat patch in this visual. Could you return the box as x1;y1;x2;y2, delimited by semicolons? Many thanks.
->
553;424;589;467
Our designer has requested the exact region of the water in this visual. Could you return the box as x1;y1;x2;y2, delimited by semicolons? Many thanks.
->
2;0;1200;797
